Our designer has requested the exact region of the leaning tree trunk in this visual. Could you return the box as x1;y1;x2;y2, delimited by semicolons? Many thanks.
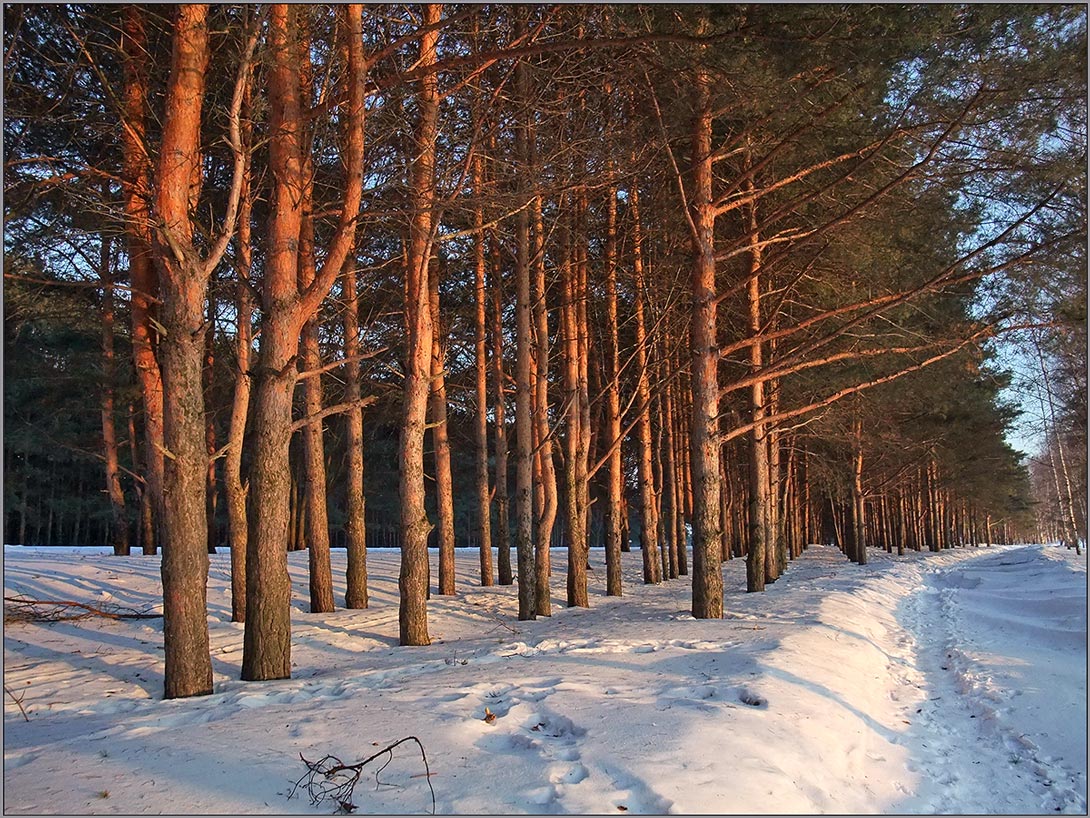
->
398;3;440;644
688;59;724;619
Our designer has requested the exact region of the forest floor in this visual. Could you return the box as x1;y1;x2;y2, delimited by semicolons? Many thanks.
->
3;540;1086;815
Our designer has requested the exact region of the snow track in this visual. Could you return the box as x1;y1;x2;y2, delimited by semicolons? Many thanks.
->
4;543;1085;814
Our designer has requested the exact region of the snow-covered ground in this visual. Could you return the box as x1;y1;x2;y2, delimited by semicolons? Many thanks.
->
3;542;1086;814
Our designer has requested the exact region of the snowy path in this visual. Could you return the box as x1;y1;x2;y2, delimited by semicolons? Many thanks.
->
4;542;1086;814
895;545;1087;814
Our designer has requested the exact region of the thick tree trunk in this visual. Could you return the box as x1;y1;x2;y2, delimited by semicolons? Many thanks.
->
399;3;441;644
246;3;365;674
688;61;724;619
153;3;213;699
122;4;163;557
98;235;130;557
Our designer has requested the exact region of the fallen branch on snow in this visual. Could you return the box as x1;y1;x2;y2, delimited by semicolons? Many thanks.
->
289;736;436;815
3;595;162;624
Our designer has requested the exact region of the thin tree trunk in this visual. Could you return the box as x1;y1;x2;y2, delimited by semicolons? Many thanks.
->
631;183;661;583
491;234;512;585
473;156;494;587
341;257;369;608
532;193;557;614
513;17;538;620
744;182;769;594
122;3;163;557
225;157;253;622
97;233;130;557
603;177;623;597
429;257;457;596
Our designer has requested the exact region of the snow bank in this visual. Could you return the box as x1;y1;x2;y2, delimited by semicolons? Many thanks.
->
4;543;1085;814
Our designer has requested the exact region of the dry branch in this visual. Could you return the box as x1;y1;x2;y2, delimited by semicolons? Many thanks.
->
3;595;162;624
289;736;436;815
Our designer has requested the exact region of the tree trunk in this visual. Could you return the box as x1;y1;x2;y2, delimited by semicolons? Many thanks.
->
532;194;557;615
98;234;130;557
225;125;253;622
744;195;769;593
342;255;368;608
296;47;336;613
689;58;724;619
429;256;457;596
631;183;661;583
603;178;623;597
398;3;441;644
122;3;163;557
491;234;513;585
473;155;494;587
245;3;364;673
153;3;213;699
851;415;867;564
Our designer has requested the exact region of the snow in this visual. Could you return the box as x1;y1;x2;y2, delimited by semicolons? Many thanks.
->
4;542;1086;814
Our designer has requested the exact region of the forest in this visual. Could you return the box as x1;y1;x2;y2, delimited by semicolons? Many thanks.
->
3;4;1086;700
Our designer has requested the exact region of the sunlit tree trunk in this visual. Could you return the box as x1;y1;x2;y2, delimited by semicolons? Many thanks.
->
531;194;556;615
491;234;513;585
152;3;213;699
689;49;724;618
122;3;163;556
603;177;623;597
473;155;494;587
429;256;457;596
398;2;441;644
631;183;661;583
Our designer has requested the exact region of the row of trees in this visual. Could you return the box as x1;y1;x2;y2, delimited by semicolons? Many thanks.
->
4;4;1085;697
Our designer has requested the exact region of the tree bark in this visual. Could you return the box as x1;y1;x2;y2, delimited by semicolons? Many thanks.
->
152;3;213;699
429;257;457;596
603;178;623;597
473;155;494;587
491;234;513;585
631;182;661;583
398;3;441;644
122;3;163;556
225;157;252;622
97;234;130;557
689;58;724;619
532;193;556;615
295;26;336;613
